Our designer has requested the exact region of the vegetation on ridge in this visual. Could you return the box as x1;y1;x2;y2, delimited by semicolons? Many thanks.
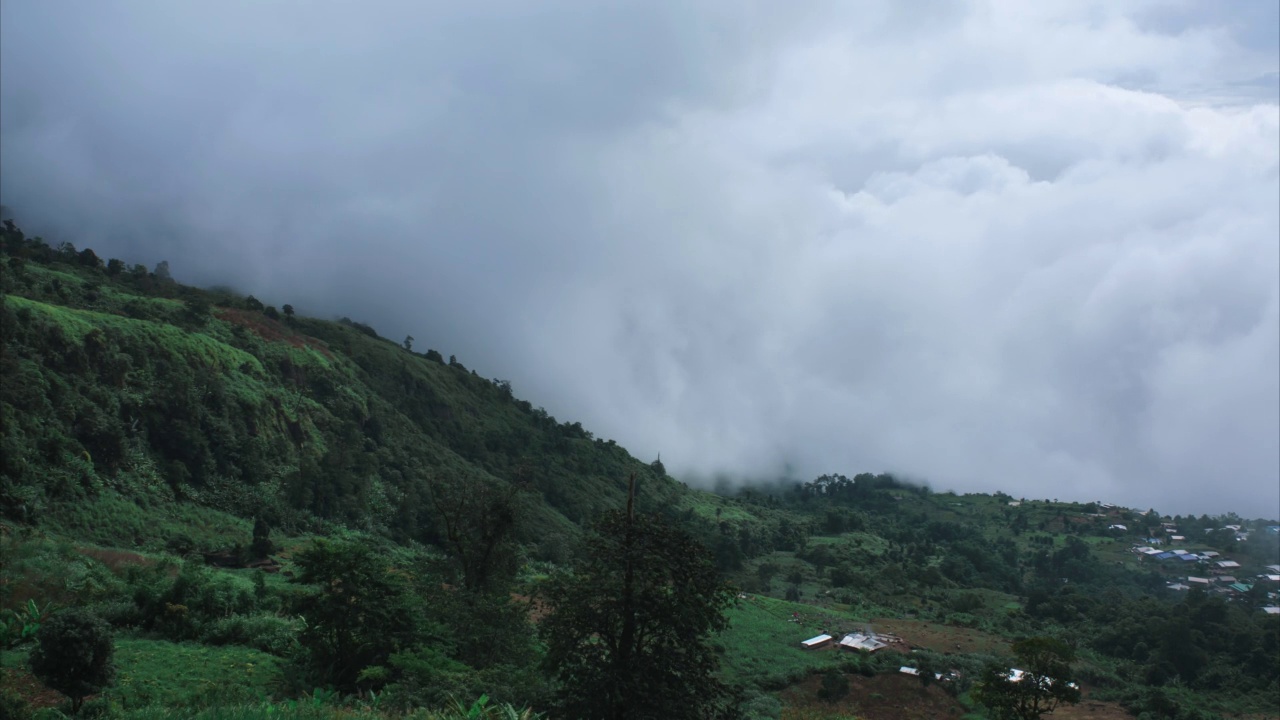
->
1;217;1277;719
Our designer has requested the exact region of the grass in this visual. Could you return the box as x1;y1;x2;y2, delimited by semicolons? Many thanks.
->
44;492;254;553
108;636;284;709
718;595;871;690
5;296;266;376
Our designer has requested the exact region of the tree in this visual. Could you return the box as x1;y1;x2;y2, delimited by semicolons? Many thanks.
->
29;608;116;714
282;304;295;322
290;540;421;690
426;474;522;593
153;260;172;282
973;637;1081;720
541;476;737;720
403;335;414;351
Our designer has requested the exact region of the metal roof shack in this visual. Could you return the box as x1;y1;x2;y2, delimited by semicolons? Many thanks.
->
839;633;888;652
1006;669;1079;690
801;634;833;650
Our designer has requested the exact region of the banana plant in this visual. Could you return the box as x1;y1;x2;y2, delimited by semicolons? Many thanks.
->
0;599;54;649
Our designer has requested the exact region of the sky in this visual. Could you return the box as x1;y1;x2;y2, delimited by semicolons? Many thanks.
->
2;1;1277;516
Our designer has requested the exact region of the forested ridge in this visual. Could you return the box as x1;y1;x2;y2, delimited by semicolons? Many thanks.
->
1;217;1277;720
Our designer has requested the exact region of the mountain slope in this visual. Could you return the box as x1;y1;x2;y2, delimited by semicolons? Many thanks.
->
0;219;691;552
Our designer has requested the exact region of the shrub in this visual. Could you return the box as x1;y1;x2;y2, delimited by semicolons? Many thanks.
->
818;670;849;702
0;686;32;720
29;607;116;714
199;613;301;656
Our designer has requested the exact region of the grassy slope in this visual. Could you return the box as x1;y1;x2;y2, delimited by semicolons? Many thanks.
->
0;242;762;551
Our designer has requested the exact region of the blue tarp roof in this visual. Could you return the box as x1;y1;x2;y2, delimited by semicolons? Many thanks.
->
1156;552;1176;560
1180;554;1199;561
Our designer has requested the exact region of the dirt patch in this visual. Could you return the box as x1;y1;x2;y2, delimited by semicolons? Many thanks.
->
868;617;1010;655
781;673;1132;720
215;308;334;359
1044;695;1137;720
781;672;965;720
2;665;66;711
77;547;153;573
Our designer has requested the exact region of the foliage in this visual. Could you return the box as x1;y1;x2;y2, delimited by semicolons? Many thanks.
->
1;599;54;648
289;540;423;691
29;607;117;713
972;637;1081;720
816;670;848;702
541;494;738;720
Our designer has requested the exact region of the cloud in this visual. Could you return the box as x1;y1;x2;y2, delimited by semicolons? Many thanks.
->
2;0;1277;515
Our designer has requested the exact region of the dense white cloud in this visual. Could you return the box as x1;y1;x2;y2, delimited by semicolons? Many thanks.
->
2;0;1276;514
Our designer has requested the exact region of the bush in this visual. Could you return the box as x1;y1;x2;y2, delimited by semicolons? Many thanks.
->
0;686;32;720
818;670;849;701
199;613;301;656
740;693;782;720
29;607;116;714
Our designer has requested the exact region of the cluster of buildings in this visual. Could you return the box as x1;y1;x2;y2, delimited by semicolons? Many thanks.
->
800;629;903;653
1157;557;1280;613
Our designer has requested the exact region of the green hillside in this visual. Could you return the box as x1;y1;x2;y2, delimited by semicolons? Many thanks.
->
2;219;1278;720
0;218;705;552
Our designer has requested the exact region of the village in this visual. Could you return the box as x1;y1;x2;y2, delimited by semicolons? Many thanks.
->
1129;520;1280;614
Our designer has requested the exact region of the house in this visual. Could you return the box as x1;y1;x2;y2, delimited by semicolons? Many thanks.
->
1200;551;1220;559
1229;583;1253;594
1006;669;1078;689
1187;577;1211;587
1109;524;1128;531
1265;565;1280;574
1263;606;1280;615
1167;583;1190;591
1179;554;1200;564
1170;535;1186;543
1215;576;1237;584
900;666;946;679
839;633;887;652
801;634;833;650
1258;574;1280;584
1155;552;1176;561
1215;560;1242;569
1008;501;1021;507
1171;549;1190;556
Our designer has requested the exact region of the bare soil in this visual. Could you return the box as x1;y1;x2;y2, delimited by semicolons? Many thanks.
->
868;617;1010;655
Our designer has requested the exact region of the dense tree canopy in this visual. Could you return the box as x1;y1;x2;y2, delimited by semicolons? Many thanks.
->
541;486;738;720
